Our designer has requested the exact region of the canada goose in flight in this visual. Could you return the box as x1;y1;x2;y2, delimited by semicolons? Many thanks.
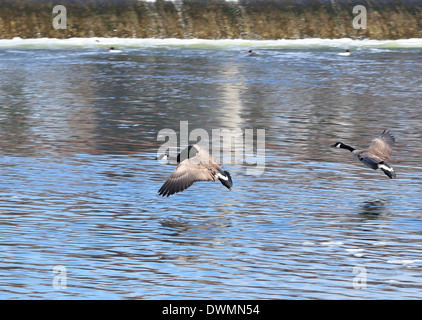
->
331;129;396;179
158;144;233;197
337;50;351;56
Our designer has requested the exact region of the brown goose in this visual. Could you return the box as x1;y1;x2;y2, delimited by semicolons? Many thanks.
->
331;129;396;179
158;144;233;197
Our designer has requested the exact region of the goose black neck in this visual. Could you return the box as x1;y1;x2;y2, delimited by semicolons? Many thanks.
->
340;143;355;152
177;145;198;163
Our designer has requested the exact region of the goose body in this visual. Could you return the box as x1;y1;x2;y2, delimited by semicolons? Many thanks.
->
337;50;351;56
158;144;233;197
331;130;396;179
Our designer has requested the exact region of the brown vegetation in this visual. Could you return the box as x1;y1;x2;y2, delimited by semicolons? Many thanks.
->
0;0;421;39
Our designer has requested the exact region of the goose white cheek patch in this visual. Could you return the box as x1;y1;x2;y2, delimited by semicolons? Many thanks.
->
379;164;393;172
216;173;229;181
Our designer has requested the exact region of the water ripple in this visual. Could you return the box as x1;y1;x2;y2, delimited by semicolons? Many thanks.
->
0;45;421;299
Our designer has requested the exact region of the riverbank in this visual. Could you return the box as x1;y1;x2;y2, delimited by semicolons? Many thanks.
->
1;0;421;40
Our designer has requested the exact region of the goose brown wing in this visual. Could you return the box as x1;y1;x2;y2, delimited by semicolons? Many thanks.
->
158;159;215;197
368;130;395;161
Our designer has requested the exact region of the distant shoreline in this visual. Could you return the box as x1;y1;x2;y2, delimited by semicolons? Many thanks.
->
1;37;421;49
1;0;421;40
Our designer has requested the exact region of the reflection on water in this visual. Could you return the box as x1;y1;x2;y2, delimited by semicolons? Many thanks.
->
359;200;390;217
0;41;421;299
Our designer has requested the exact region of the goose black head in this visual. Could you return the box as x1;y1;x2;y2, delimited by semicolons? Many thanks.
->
331;142;343;148
331;142;355;152
219;170;233;190
155;154;167;161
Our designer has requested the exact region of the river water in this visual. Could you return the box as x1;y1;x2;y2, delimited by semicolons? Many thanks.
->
0;37;421;299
